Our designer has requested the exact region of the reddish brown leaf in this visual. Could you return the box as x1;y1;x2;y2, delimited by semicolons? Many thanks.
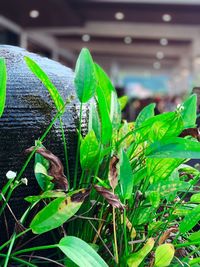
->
179;128;200;141
158;226;178;245
25;146;68;191
94;185;125;211
108;155;119;190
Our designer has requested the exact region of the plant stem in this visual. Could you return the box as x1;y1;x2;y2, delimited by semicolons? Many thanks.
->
12;244;57;257
73;102;83;189
123;207;128;259
175;241;200;248
59;117;70;187
0;253;37;267
112;206;119;264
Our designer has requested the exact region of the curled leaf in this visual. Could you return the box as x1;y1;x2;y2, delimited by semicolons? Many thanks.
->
108;155;119;190
158;226;178;245
25;146;68;191
94;185;125;210
179;128;200;141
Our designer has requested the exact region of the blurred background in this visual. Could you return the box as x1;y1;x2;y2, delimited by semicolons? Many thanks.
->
1;0;200;119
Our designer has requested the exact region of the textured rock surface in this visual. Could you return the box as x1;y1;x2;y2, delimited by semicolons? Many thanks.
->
0;46;86;235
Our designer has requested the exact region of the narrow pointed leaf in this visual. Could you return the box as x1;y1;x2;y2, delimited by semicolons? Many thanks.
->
58;236;108;267
75;48;96;103
181;94;197;128
24;56;65;112
179;205;200;233
119;150;133;200
0;58;7;117
119;95;128;111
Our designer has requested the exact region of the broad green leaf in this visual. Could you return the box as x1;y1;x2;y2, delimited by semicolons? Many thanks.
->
132;167;147;186
181;94;197;128
135;207;155;225
0;58;7;117
190;257;200;266
154;244;175;267
74;48;96;103
188;230;200;241
146;158;182;183
88;101;101;141
80;130;100;170
147;137;200;159
179;205;200;233
135;103;155;129
96;85;112;144
25;190;66;203
118;121;134;150
24;56;65;112
58;236;108;267
119;150;133;200
147;180;189;197
95;63;121;130
119;95;128;111
34;142;54;191
30;189;86;234
147;191;160;208
127;238;154;267
173;207;191;217
190;193;200;203
136;112;183;143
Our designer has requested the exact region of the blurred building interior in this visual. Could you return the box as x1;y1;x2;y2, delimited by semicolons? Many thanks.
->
1;0;200;118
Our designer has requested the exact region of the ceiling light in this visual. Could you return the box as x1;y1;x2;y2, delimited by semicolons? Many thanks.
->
82;34;90;42
124;36;132;44
156;51;164;60
160;38;168;46
29;10;40;18
153;61;161;70
115;12;124;20
162;14;172;22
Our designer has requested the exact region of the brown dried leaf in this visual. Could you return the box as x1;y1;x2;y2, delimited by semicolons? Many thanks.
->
158;226;178;245
25;146;68;191
179;128;200;141
94;185;125;211
71;187;91;202
108;155;119;190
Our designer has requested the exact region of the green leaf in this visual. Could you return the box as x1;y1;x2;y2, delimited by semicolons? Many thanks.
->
25;190;66;203
88;101;101;141
135;207;155;225
80;130;100;170
147;137;200;159
147;191;160;208
74;48;96;103
136;112;183;143
0;58;7;117
96;85;112;144
95;63;121;131
179;205;200;233
34;142;54;191
127;238;155;267
188;230;200;241
135;103;155;129
24;56;65;112
118;95;128;111
147;180;189;197
154;244;175;267
58;236;108;267
181;94;197;128
119;150;133;200
146;158;182;183
190;193;200;203
30;189;86;234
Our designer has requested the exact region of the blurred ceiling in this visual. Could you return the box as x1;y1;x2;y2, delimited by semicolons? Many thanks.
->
1;0;200;75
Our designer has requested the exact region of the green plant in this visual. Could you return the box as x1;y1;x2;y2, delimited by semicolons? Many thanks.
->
0;49;200;266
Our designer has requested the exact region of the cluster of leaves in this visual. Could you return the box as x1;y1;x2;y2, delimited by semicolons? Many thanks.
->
0;49;200;266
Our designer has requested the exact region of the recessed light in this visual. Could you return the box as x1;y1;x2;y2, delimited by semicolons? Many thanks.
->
160;38;168;46
82;34;90;42
156;51;164;60
115;12;124;20
153;61;161;70
29;10;40;18
124;36;132;44
162;14;172;22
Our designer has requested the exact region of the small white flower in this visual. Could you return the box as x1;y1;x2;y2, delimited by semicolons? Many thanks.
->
6;170;17;179
21;178;28;186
